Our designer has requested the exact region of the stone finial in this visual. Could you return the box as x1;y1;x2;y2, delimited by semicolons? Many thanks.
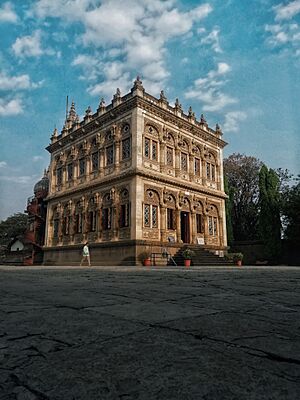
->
215;123;222;135
113;88;121;100
97;97;106;114
160;90;167;102
132;75;144;91
200;113;207;124
174;98;182;112
68;101;76;121
51;127;58;142
85;106;92;116
188;106;193;117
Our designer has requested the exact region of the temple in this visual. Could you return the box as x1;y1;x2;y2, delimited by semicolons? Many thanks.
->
39;77;227;265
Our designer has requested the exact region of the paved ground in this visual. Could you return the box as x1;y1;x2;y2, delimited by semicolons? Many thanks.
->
0;265;299;400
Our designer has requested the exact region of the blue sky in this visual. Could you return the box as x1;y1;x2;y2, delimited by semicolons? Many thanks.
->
0;0;299;220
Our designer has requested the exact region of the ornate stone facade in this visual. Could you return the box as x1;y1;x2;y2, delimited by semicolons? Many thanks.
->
44;77;228;265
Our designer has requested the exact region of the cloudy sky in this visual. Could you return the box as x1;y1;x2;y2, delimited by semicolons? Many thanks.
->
0;0;299;220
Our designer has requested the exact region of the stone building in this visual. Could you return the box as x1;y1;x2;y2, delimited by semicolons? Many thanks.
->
43;77;228;265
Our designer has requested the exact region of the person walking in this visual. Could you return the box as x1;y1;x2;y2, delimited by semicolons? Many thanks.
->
80;242;91;267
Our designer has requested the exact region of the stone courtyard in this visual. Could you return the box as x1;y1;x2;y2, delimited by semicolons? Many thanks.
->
0;265;299;399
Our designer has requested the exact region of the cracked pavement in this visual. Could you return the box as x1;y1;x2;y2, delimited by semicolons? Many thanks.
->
0;265;299;399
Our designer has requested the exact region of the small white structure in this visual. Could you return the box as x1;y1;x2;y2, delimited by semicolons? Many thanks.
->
10;239;24;252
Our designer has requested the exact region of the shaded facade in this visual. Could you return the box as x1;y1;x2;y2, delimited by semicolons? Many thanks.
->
44;78;228;265
24;171;49;264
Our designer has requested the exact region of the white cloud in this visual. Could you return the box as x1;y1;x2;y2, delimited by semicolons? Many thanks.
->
223;111;247;132
185;63;236;112
31;0;213;95
0;73;43;91
199;27;222;53
0;161;8;168
0;175;35;184
0;2;18;23
12;30;44;58
33;156;43;162
266;4;300;55
274;0;300;21
0;98;23;116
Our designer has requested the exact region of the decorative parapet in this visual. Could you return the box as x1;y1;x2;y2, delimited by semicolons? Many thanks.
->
47;78;226;153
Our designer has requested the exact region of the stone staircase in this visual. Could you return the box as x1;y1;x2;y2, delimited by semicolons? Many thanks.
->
170;246;233;266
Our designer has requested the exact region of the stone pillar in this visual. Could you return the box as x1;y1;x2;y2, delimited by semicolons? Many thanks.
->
175;149;180;177
189;154;194;181
176;209;181;243
115;140;120;173
160;205;167;242
99;148;105;177
202;159;206;186
160;142;166;174
191;212;197;244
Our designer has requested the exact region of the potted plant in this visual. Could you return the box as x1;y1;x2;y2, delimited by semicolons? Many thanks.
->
139;251;151;266
182;248;194;267
232;252;243;266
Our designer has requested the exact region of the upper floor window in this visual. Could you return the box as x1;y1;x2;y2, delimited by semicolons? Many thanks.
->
122;138;131;160
106;145;114;165
67;163;73;181
75;213;83;233
194;158;201;176
181;153;188;172
79;158;85;176
166;146;173;166
206;162;216;181
92;152;99;171
144;138;158;161
56;167;62;185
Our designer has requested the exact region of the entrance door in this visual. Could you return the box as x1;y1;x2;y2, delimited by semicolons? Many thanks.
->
180;211;190;243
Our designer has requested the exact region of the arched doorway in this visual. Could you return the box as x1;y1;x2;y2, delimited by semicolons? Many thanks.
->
180;211;190;243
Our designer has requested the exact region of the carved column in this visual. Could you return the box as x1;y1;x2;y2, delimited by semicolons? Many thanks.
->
189;154;194;181
159;142;166;174
99;147;105;177
115;140;121;173
175;148;181;177
160;205;167;242
191;211;197;244
176;209;181;243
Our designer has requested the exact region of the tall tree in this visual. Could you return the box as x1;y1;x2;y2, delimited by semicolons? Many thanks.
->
281;180;300;242
0;213;28;246
223;153;263;240
258;165;281;263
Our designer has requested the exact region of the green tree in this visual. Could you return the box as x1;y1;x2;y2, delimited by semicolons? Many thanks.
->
224;174;234;244
223;153;263;240
0;213;28;246
258;165;282;263
281;180;300;242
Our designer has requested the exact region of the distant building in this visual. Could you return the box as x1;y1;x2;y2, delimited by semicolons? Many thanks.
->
42;77;228;265
24;172;49;264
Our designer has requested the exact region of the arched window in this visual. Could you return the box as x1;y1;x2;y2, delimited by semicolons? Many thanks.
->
119;188;130;228
144;189;160;228
102;192;112;230
166;133;175;168
105;130;114;166
206;153;216;181
144;125;159;161
121;124;131;160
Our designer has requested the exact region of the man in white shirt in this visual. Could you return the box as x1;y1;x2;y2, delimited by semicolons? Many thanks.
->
80;242;91;267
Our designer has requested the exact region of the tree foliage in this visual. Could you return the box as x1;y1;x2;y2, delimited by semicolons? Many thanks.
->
0;213;28;246
223;153;263;240
258;165;281;263
281;180;300;242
